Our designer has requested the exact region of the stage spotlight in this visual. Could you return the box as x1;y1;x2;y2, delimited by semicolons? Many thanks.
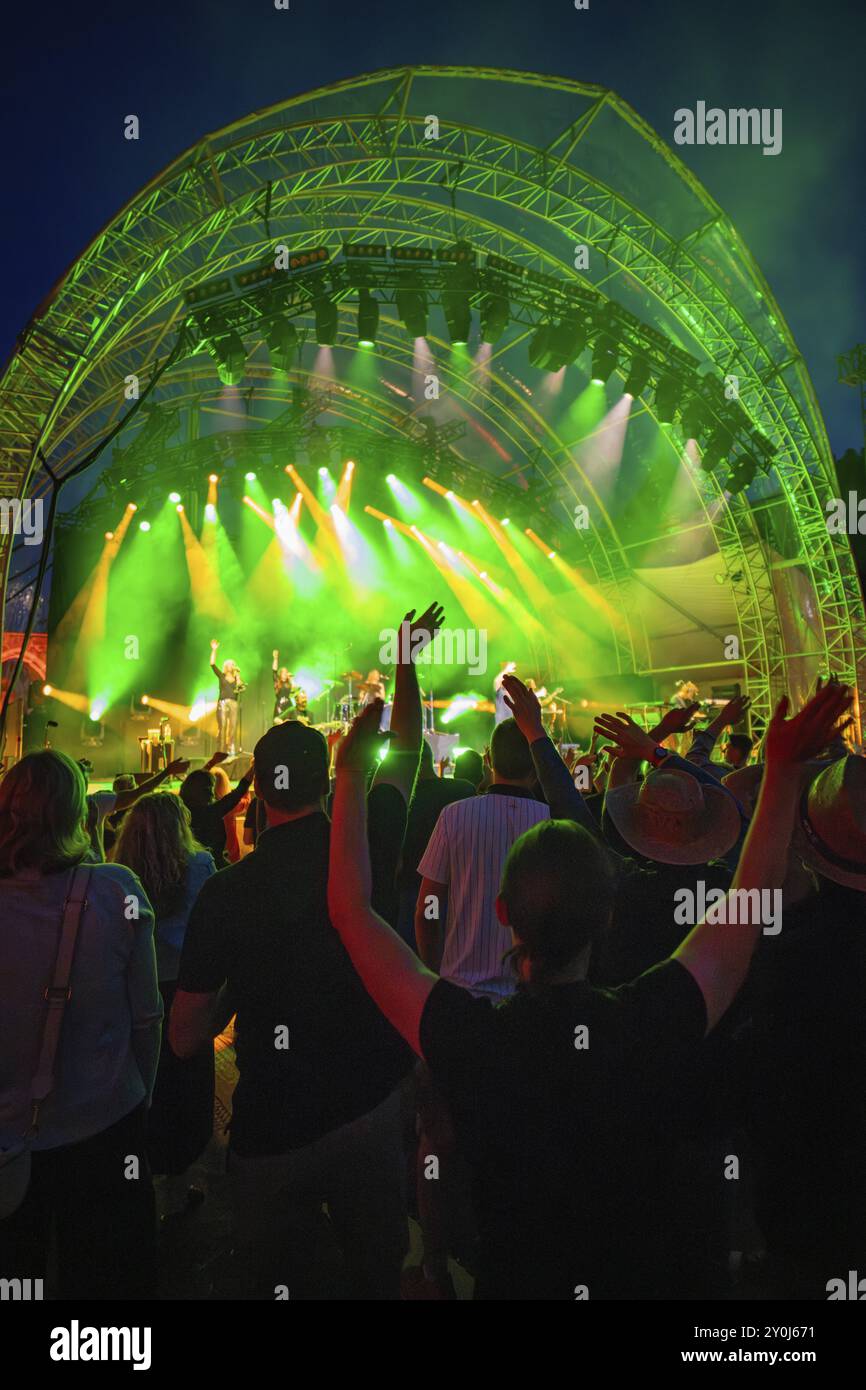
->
139;520;151;532
43;684;53;696
265;316;298;373
727;452;759;493
104;531;114;540
176;503;184;513
169;491;181;503
528;318;587;371
318;467;329;477
548;550;556;559
386;473;397;484
313;296;338;346
680;396;713;442
501;517;510;526
128;503;137;512
396;287;428;338
480;293;509;344
654;373;686;424
442;241;475;345
206;327;247;386
700;426;733;473
356;290;379;346
590;334;618;385
623;356;652;398
209;473;219;483
245;471;256;481
443;291;471;345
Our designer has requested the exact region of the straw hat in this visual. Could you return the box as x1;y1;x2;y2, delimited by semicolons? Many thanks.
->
605;767;741;865
793;755;866;891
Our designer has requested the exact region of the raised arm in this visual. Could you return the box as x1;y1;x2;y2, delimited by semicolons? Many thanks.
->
674;684;853;1032
212;760;255;816
329;703;438;1055
687;695;752;770
373;602;444;804
501;673;596;829
113;757;191;812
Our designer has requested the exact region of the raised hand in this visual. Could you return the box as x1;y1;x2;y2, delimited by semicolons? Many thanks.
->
399;602;445;663
716;693;752;728
653;701;700;739
501;672;544;741
764;684;854;768
207;750;230;767
593;711;657;762
336;699;391;773
210;639;219;652
167;758;190;776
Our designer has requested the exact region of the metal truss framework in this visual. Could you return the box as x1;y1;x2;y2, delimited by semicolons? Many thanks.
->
1;66;863;731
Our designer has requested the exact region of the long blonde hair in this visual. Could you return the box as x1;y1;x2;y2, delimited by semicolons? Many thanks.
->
112;791;204;915
0;750;91;876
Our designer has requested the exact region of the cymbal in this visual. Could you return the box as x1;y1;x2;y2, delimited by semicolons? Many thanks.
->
358;680;384;694
340;670;363;680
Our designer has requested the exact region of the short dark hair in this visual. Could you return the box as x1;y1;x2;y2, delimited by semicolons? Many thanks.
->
254;721;330;810
726;733;753;761
490;717;533;781
179;769;215;809
500;820;616;991
454;748;483;787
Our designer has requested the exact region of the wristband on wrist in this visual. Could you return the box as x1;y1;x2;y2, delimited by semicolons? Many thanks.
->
647;745;671;767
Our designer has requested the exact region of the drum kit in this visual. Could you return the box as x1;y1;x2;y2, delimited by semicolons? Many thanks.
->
324;668;381;726
313;670;391;768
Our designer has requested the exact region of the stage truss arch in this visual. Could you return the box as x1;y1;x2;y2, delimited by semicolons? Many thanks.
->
1;66;863;732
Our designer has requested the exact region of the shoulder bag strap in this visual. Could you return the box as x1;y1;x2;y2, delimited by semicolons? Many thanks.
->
27;862;92;1136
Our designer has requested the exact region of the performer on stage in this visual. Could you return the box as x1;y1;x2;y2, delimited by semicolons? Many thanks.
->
673;679;700;709
272;650;297;724
493;661;516;725
358;669;387;706
210;639;245;755
292;688;311;725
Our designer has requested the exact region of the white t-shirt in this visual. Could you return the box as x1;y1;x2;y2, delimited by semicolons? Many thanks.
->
418;789;549;999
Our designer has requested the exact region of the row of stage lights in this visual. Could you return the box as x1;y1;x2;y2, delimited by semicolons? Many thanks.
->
188;241;767;498
100;471;557;557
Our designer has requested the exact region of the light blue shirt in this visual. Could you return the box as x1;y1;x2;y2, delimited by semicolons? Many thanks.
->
155;850;216;980
0;862;162;1150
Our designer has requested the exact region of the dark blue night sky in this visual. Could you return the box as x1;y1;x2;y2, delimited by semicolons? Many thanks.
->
3;0;864;451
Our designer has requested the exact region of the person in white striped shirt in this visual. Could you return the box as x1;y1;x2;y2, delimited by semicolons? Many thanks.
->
415;717;549;1001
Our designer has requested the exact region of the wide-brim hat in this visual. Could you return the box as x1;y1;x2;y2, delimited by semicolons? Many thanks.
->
792;755;866;891
605;767;741;865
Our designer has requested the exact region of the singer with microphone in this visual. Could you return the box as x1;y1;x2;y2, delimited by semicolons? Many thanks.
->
209;639;246;756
